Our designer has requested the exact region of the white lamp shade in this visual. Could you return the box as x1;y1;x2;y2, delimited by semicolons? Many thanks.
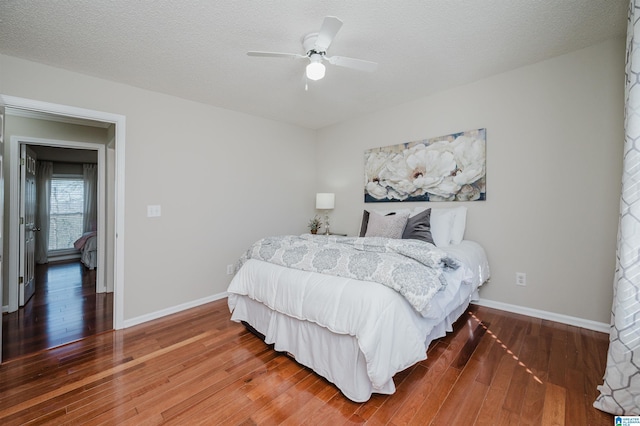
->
306;61;326;81
316;193;335;209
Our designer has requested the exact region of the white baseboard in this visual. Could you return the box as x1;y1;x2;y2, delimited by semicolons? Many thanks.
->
5;293;612;335
472;298;610;334
123;292;228;329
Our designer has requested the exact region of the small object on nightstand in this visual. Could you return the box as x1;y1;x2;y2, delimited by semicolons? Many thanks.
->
329;232;347;236
308;215;322;234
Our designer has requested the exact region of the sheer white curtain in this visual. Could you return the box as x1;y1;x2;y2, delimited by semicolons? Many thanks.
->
594;0;640;415
83;164;97;233
35;161;53;264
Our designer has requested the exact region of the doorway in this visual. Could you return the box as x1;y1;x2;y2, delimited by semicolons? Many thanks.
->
8;138;107;304
4;142;107;360
0;94;126;364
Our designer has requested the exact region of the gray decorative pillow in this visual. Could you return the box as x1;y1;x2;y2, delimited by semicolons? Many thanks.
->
402;208;434;244
364;211;409;239
359;210;397;237
359;210;370;237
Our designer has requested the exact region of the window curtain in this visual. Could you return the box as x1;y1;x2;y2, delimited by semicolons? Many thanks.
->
83;164;97;233
35;161;53;264
594;0;640;415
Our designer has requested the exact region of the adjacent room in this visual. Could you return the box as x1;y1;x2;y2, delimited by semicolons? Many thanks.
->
0;137;113;361
0;0;637;424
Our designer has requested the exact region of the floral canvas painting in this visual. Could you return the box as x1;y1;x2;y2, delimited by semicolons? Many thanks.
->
364;128;486;202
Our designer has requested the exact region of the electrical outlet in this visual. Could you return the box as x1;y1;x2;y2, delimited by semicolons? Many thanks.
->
226;264;234;275
516;272;526;286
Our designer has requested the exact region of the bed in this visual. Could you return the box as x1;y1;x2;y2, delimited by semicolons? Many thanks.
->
227;206;490;402
73;231;97;270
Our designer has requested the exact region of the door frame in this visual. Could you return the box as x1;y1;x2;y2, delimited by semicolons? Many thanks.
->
0;94;126;330
10;136;106;307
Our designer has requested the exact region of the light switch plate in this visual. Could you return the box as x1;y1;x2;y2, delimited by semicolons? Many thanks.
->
147;205;161;217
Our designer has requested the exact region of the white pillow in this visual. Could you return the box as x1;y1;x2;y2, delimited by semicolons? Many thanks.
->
364;211;409;239
412;206;467;246
428;209;456;247
448;206;467;244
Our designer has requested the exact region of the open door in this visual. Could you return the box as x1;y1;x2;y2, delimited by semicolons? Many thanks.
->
19;145;37;306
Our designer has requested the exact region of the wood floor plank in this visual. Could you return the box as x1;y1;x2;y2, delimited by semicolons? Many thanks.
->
429;358;486;425
474;354;519;426
0;330;218;420
547;335;568;388
452;319;487;369
134;343;280;419
225;369;317;425
519;374;546;426
278;377;340;426
2;261;111;362
384;365;433;426
0;299;614;425
502;359;531;415
208;358;307;423
407;366;461;425
76;338;273;424
299;390;361;425
542;382;567;425
564;368;588;426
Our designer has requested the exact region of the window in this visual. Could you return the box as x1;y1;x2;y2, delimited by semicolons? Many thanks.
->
48;176;84;251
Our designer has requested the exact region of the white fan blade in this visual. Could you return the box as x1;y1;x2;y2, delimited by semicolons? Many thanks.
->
326;56;378;72
247;51;305;59
314;16;343;52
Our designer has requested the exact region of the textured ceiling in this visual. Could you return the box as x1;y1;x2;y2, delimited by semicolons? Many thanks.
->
0;1;628;130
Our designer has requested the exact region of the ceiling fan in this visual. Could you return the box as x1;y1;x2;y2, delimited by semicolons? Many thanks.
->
247;16;378;86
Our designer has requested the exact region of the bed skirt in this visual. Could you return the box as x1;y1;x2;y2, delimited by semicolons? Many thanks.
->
229;290;477;402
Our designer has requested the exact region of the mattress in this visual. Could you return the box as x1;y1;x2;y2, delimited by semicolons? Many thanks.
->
227;240;490;402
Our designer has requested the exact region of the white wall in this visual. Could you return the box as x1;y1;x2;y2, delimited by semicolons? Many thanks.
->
0;54;317;320
316;38;625;324
0;36;624;325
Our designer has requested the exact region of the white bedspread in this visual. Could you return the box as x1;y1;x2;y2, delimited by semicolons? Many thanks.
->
237;234;459;314
227;240;490;399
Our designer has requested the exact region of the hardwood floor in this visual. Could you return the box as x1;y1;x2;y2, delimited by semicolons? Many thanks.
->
2;261;113;361
0;299;613;425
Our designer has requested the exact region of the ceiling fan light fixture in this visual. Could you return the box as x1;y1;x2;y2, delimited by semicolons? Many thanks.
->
306;60;325;81
247;17;378;87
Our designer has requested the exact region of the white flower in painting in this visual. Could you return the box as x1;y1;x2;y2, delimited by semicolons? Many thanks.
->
410;141;458;198
365;180;389;199
450;136;485;187
380;143;459;199
379;150;415;199
425;176;460;199
377;145;425;199
423;143;457;184
364;151;391;199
